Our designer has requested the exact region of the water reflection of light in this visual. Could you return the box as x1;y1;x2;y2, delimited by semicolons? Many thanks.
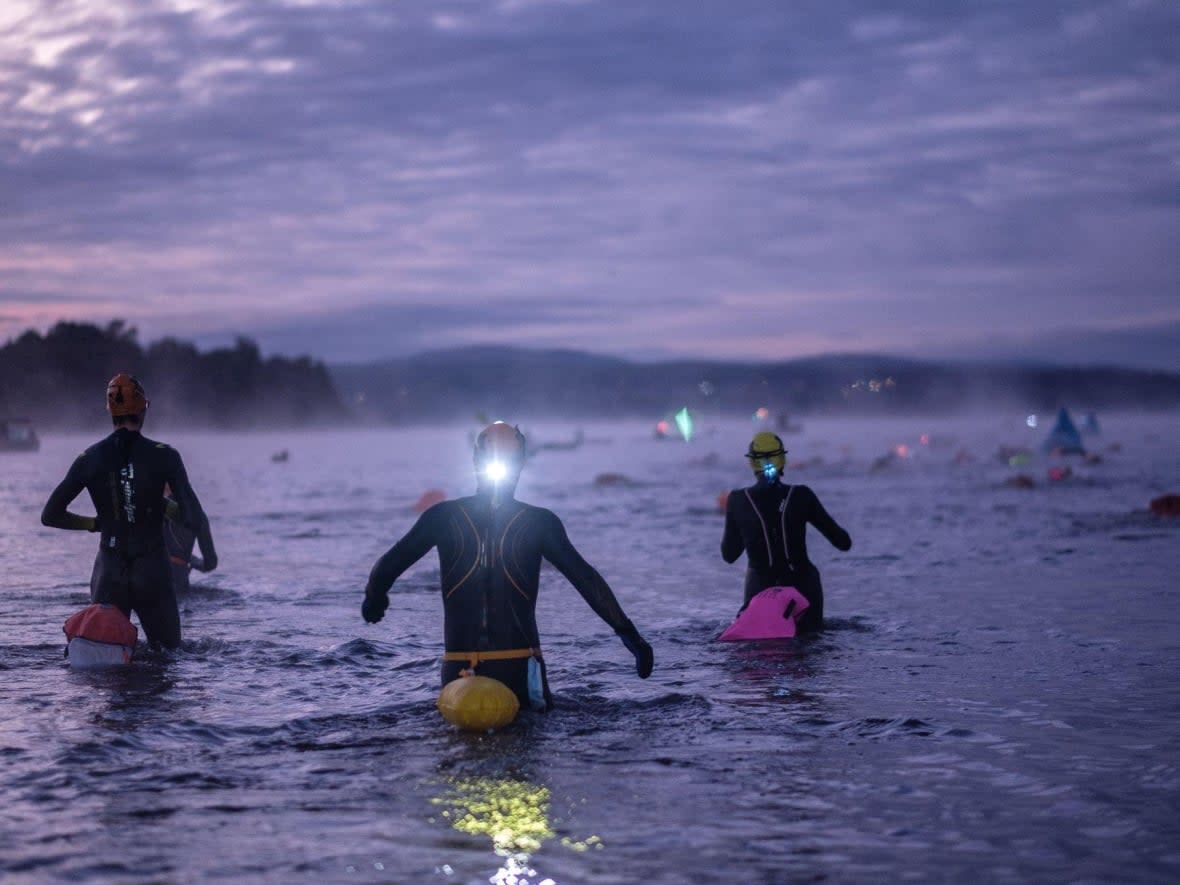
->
432;776;592;885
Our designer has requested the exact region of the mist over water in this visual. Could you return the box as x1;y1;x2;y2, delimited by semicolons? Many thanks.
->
2;414;1178;883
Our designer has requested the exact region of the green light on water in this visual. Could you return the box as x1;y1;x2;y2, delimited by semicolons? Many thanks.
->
674;407;693;441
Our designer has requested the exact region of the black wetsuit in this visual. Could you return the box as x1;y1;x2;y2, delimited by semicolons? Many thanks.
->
721;480;851;633
364;493;641;708
164;508;200;594
41;428;216;648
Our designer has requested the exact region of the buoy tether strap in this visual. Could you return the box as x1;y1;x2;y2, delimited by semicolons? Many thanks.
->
443;647;541;677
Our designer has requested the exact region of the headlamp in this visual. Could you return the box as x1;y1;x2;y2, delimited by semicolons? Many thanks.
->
484;460;509;483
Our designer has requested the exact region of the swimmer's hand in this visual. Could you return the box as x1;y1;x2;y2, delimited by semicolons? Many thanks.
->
362;591;388;624
619;628;654;679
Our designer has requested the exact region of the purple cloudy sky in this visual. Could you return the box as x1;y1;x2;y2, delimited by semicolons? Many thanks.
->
2;0;1178;368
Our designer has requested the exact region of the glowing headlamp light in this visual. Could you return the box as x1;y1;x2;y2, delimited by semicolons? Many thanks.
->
761;461;778;480
484;460;509;483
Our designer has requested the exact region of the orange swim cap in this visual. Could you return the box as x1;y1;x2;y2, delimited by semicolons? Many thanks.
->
106;373;148;416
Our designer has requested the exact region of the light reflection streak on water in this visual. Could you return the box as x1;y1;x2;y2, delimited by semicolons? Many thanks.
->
431;775;590;884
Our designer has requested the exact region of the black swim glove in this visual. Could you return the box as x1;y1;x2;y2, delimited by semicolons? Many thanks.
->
620;629;653;679
362;591;388;624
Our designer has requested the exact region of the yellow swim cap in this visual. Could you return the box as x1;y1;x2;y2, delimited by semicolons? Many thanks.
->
746;431;786;475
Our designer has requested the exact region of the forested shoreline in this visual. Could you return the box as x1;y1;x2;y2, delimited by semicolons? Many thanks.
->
0;321;348;429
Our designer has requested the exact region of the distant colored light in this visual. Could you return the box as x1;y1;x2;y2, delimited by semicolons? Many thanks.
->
894;444;909;458
674;407;693;441
919;433;930;446
1026;415;1038;428
754;407;769;421
655;420;669;434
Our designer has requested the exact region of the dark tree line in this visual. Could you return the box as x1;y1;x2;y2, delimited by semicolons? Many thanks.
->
0;321;349;429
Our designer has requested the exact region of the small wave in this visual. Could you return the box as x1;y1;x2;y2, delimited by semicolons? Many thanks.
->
833;716;936;738
822;616;874;633
179;583;243;605
274;637;436;670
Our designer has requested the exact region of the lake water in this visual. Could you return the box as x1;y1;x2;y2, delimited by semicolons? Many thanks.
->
2;413;1178;884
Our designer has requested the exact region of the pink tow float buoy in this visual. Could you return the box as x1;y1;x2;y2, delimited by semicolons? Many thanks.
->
719;586;810;641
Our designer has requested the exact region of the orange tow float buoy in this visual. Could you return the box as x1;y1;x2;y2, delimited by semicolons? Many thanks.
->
63;603;138;668
1150;494;1180;517
413;489;447;513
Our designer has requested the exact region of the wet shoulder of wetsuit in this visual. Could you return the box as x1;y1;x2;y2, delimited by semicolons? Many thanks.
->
797;484;852;551
365;500;450;598
536;506;637;636
720;487;749;563
40;444;102;531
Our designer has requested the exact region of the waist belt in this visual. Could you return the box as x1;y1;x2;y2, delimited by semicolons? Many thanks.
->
169;556;190;568
443;647;541;677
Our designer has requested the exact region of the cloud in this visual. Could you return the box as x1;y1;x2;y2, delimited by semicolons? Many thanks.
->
0;0;1178;366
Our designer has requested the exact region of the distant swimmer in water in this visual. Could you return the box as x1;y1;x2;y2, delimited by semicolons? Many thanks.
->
721;432;852;634
362;421;654;710
41;374;218;648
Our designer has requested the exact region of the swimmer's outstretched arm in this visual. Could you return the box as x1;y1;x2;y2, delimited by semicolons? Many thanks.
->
807;489;852;551
720;498;745;563
539;510;653;678
362;508;439;624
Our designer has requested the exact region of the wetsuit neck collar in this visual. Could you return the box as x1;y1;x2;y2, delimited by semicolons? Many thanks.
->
474;483;517;510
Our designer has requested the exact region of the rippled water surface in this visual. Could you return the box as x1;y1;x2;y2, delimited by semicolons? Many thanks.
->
2;414;1178;884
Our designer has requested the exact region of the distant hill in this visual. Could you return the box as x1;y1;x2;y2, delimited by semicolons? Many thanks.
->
331;345;1180;423
0;321;348;429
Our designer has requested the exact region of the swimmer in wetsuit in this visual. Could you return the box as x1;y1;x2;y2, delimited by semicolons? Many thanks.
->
41;374;218;648
721;431;851;633
163;488;210;594
362;421;654;710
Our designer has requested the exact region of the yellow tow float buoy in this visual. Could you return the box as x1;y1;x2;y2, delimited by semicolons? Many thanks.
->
437;675;520;731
